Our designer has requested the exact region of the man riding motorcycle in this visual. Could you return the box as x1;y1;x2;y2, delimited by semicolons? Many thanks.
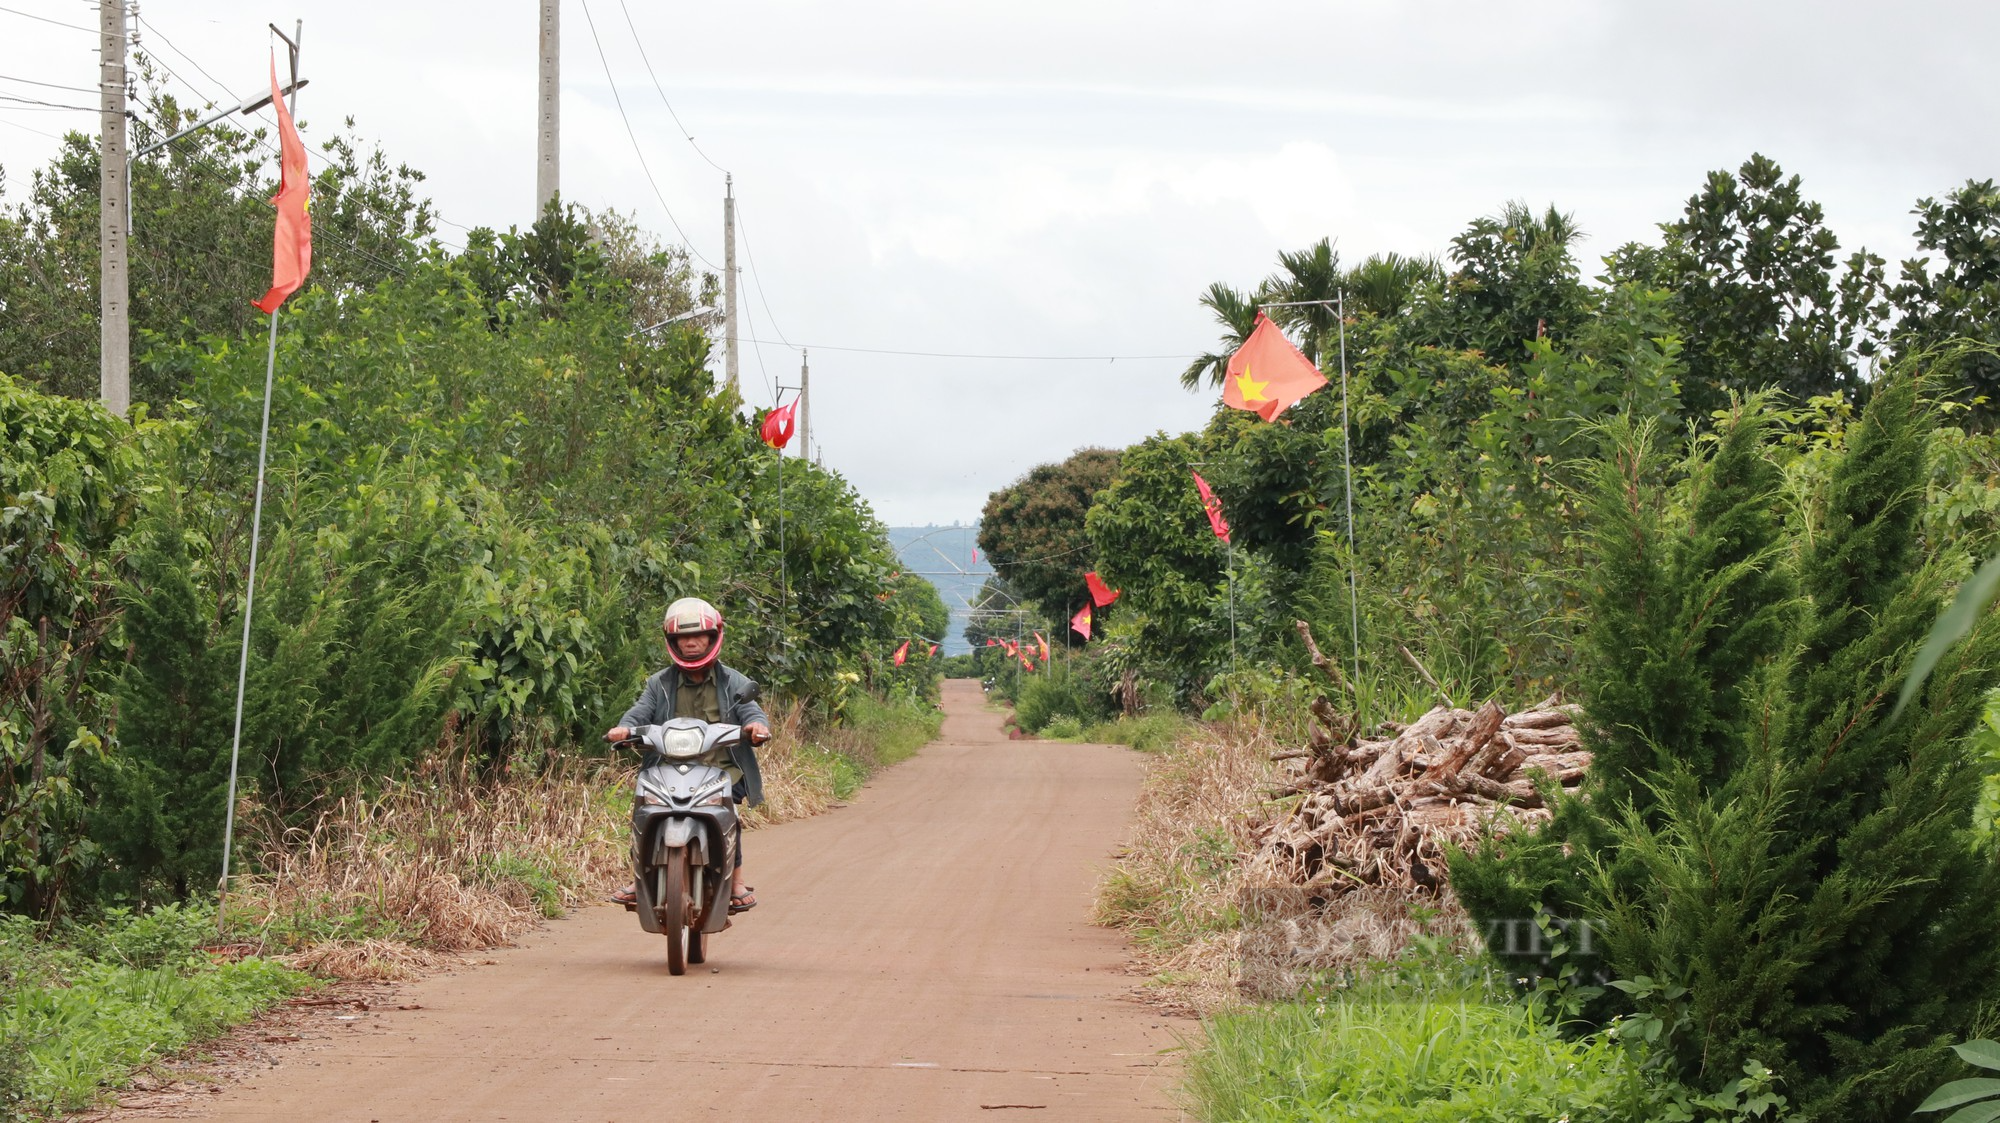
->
605;597;770;913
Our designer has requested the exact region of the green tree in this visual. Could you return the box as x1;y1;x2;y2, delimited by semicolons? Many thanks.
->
1453;371;2000;1119
978;448;1122;620
1893;178;2000;426
0;376;142;914
0;88;433;406
1415;201;1593;364
1615;153;1889;418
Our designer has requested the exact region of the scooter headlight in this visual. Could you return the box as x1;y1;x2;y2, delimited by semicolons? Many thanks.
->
659;727;705;759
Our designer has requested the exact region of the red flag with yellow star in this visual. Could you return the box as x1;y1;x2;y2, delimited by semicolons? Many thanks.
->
252;56;311;314
1222;313;1325;421
1070;603;1092;640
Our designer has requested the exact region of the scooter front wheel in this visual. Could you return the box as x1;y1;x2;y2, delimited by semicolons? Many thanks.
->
661;849;689;975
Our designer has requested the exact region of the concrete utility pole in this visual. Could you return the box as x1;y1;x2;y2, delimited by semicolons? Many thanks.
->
98;0;129;416
798;348;810;459
535;0;558;216
723;174;738;396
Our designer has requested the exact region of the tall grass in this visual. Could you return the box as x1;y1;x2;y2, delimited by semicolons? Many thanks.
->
225;752;628;977
1184;973;1646;1122
1095;719;1282;1015
220;694;943;978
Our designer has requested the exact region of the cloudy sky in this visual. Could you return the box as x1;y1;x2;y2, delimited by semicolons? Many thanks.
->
4;0;1996;524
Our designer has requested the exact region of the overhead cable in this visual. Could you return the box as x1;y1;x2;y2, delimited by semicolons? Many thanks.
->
0;73;98;95
614;0;729;175
735;204;795;349
737;337;1199;362
0;93;95;111
0;5;100;34
576;0;721;271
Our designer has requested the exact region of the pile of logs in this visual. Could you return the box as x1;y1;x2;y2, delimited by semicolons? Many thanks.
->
1246;624;1589;898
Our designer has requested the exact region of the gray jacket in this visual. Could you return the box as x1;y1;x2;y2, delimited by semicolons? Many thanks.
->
618;663;770;805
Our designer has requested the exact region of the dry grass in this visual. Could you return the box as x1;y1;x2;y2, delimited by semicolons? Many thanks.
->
741;699;837;826
224;751;629;978
1095;719;1283;1016
223;697;938;980
1097;717;1475;1017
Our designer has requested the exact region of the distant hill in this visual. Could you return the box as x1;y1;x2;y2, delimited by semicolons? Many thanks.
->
887;524;990;655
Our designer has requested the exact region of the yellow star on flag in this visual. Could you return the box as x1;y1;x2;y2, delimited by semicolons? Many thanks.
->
1234;365;1271;403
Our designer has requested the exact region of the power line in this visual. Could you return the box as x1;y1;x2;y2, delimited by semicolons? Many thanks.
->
735;203;794;348
736;271;778;404
118;14;467;257
736;337;1200;362
0;117;62;139
612;0;729;176
0;73;98;95
576;0;721;271
0;4;100;34
133;14;235;102
0;93;95;111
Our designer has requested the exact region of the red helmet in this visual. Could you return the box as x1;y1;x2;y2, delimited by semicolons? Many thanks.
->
663;597;724;672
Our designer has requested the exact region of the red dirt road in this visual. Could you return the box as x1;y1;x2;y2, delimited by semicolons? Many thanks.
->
134;680;1188;1122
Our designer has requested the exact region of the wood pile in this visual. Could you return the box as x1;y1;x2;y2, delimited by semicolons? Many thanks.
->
1245;623;1589;898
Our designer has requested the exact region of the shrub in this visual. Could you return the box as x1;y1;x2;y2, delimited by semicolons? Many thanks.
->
1454;376;2000;1118
1013;666;1108;733
1184;976;1648;1122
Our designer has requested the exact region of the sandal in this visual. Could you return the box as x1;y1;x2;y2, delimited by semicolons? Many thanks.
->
729;887;758;914
609;883;637;908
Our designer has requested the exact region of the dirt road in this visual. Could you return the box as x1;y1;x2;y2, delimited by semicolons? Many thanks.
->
137;680;1187;1122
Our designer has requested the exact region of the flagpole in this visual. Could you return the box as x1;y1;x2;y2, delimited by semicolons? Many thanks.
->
1338;288;1360;700
1227;538;1236;671
219;24;302;920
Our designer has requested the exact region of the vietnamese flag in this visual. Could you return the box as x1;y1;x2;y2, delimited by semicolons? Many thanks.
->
893;640;909;666
927;643;938;657
252;57;311;314
1034;632;1050;662
1070;603;1092;640
1085;571;1120;608
1192;471;1232;544
760;399;798;449
1222;313;1325;421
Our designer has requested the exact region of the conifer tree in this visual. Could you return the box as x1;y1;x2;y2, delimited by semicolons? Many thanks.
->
1456;373;2000;1120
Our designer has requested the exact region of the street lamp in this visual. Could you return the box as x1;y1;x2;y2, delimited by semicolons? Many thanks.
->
630;305;717;338
133;77;310;160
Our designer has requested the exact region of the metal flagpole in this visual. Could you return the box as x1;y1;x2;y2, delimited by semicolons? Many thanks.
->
220;24;302;914
1227;539;1236;669
1338;289;1360;695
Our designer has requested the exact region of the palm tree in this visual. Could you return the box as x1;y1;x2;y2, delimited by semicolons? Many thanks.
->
1179;281;1260;390
1259;238;1342;361
1345;252;1443;320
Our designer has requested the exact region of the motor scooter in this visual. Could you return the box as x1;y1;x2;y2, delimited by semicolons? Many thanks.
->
617;718;748;975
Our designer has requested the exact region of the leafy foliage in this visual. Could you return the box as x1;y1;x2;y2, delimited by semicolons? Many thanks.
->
978;447;1121;621
1453;370;2000;1119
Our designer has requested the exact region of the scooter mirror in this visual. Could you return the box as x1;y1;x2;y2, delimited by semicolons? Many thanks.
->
740;680;762;704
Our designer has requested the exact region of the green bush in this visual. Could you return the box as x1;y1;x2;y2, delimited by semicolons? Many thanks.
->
1041;714;1084;739
1453;378;2000;1117
1013;667;1108;733
0;907;305;1115
1185;977;1648;1122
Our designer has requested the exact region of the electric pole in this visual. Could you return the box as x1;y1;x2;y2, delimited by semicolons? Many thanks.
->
723;174;738;396
98;0;129;416
798;348;810;459
536;0;558;216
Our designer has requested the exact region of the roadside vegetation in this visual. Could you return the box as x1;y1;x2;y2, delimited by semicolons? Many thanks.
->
0;92;946;1114
977;162;2000;1118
